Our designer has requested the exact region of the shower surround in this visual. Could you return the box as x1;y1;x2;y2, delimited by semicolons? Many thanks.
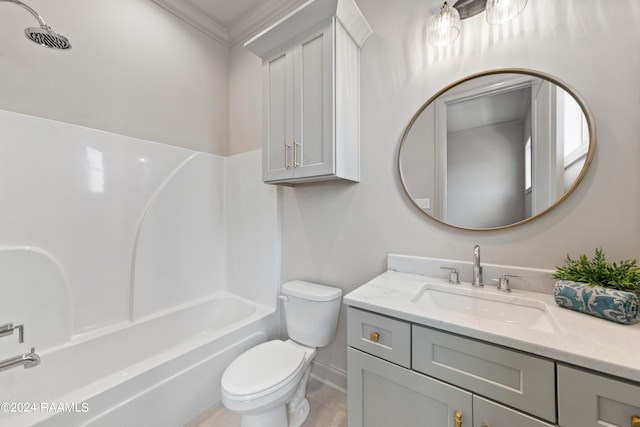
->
0;109;279;426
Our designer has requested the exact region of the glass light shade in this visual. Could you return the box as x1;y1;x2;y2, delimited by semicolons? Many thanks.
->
486;0;527;25
428;2;461;47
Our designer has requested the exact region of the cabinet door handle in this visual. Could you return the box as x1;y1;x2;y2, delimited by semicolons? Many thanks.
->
284;142;291;169
631;415;640;427
454;411;462;427
294;140;300;168
369;332;380;343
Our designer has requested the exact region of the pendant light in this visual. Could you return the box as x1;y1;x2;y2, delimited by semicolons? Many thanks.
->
428;2;461;47
486;0;528;24
427;0;527;47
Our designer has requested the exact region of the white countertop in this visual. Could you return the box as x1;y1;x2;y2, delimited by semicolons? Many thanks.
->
344;270;640;383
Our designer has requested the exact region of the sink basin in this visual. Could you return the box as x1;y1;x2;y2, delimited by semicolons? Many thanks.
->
412;284;557;333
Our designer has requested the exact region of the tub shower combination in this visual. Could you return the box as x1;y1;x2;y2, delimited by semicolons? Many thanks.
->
0;296;274;427
0;103;278;425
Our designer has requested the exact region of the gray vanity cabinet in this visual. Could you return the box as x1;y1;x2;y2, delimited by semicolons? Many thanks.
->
347;307;556;427
557;365;640;427
474;395;555;427
348;348;473;427
412;325;556;422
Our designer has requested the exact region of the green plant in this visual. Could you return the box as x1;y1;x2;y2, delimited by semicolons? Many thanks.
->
553;248;640;296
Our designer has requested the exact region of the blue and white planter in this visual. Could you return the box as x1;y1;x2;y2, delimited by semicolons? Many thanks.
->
553;281;639;325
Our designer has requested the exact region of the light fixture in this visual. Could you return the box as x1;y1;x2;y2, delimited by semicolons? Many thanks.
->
428;2;461;47
428;0;527;47
486;0;528;25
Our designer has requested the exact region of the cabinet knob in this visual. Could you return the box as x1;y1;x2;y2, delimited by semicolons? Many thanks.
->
631;415;640;427
369;332;380;343
454;411;462;427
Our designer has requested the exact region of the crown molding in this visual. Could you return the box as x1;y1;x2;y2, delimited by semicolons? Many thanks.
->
150;0;306;47
150;0;230;46
227;0;306;46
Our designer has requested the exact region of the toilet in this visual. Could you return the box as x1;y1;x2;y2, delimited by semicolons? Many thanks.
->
221;280;342;427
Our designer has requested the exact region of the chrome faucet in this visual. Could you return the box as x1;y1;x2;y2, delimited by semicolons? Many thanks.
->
472;244;483;287
0;347;41;373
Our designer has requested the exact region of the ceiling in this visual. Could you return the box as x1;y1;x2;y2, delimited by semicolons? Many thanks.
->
447;87;531;133
151;0;307;47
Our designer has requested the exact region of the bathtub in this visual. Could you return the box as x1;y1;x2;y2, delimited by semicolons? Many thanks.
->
0;294;275;427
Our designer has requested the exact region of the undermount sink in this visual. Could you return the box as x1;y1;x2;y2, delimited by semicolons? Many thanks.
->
412;283;558;333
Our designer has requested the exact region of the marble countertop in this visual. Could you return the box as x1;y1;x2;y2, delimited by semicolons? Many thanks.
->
344;270;640;383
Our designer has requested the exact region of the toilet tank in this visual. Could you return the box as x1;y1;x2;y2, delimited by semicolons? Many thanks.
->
281;280;342;348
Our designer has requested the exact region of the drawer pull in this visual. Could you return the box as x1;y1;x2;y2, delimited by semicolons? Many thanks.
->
369;332;380;343
632;416;640;427
454;411;462;427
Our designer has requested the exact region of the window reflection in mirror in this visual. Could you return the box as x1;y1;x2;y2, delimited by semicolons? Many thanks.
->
399;69;595;231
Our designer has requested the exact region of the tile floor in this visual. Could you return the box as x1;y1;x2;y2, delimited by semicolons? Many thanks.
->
186;378;347;427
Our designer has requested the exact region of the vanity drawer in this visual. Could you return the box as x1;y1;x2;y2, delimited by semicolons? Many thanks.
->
558;364;640;427
474;395;555;427
347;307;411;368
412;325;556;422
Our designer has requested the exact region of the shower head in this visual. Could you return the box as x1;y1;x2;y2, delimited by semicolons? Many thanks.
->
25;26;71;50
1;0;71;50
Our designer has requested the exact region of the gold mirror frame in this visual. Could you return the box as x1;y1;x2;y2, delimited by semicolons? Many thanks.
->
398;68;597;231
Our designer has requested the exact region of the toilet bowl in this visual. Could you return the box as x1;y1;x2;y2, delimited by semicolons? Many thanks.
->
220;281;342;427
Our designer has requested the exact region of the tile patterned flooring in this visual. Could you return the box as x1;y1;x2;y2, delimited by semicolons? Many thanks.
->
186;378;347;427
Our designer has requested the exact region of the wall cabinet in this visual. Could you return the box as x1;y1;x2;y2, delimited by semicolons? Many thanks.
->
348;307;640;427
245;0;371;184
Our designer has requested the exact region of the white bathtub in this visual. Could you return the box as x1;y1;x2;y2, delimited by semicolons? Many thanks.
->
0;294;274;427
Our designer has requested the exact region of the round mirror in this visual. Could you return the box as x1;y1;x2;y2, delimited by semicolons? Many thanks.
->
399;68;596;231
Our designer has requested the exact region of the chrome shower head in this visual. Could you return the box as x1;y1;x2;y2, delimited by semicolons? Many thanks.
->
25;26;71;50
1;0;71;50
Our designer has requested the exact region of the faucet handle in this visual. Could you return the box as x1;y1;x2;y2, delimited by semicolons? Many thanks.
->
440;267;460;285
0;323;24;343
493;274;522;292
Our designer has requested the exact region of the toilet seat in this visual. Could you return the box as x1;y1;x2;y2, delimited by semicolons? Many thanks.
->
221;340;306;402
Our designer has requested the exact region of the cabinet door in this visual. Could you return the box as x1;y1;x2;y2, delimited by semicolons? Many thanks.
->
292;20;335;179
262;46;294;182
558;364;640;427
474;395;555;427
412;325;556;422
348;347;472;427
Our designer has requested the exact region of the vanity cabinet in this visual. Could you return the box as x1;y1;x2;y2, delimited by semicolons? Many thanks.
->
348;347;473;427
245;0;371;185
412;325;556;422
347;307;556;427
557;365;640;427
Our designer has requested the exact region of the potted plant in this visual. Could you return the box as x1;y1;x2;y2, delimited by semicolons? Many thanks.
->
552;248;640;324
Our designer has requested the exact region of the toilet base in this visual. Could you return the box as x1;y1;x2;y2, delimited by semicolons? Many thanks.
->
240;405;287;427
288;398;310;427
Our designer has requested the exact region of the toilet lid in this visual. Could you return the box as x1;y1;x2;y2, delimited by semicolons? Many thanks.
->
222;340;306;400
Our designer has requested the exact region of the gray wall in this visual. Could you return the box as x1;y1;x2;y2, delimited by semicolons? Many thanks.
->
0;0;230;154
2;0;639;390
447;121;525;228
230;0;640;385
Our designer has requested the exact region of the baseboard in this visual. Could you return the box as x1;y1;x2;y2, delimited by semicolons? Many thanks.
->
310;359;348;394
